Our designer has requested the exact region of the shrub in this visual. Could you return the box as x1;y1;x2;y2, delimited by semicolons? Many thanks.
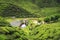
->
0;27;28;40
44;15;60;23
0;35;6;40
55;14;60;19
50;16;56;22
0;17;10;27
51;15;60;22
44;17;51;23
31;22;60;40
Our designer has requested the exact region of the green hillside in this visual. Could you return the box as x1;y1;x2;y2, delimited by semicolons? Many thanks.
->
0;0;60;18
0;0;40;18
0;0;60;40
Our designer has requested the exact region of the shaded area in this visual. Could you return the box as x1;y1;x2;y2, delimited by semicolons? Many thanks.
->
57;0;60;4
31;0;59;8
0;3;38;18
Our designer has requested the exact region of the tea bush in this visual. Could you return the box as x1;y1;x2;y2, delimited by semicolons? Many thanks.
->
30;22;60;40
0;22;60;40
44;14;60;23
0;17;10;27
0;27;29;40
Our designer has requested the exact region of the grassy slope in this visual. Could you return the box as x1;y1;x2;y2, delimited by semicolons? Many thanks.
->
0;0;60;17
40;7;60;17
0;0;41;17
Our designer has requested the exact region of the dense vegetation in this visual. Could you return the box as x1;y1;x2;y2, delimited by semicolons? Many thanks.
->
0;0;60;40
0;0;60;18
0;17;60;40
44;14;60;23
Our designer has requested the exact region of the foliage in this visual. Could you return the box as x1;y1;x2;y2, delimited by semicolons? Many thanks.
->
0;27;28;40
44;15;60;23
0;0;60;18
32;0;57;7
0;35;6;40
30;22;60;40
44;17;51;23
0;19;60;40
0;17;10;27
0;0;60;40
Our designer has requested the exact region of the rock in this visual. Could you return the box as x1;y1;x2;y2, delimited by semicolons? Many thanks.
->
10;20;21;27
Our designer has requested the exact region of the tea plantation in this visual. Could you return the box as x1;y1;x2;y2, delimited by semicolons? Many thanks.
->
0;0;60;18
0;16;60;40
0;0;60;40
